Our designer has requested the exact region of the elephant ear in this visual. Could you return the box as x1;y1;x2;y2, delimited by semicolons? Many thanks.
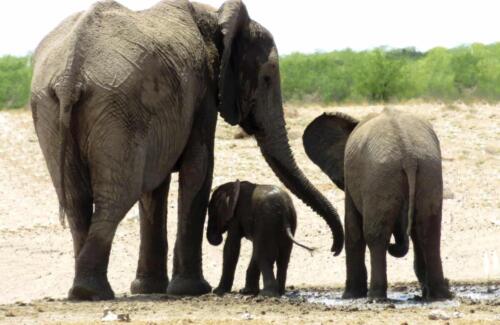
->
303;112;359;191
217;180;241;230
217;0;250;125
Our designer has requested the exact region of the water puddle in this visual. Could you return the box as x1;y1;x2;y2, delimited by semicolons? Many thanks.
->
285;284;500;309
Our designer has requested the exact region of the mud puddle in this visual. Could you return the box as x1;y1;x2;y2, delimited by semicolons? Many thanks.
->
285;284;500;309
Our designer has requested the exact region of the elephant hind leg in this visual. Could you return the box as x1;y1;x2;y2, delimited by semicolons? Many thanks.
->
254;241;279;297
69;206;129;301
364;205;398;300
413;211;451;300
343;190;367;299
65;188;93;258
411;229;427;297
131;175;171;294
276;241;292;295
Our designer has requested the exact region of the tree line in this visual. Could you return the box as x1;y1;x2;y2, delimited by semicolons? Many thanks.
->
280;43;500;104
2;43;500;109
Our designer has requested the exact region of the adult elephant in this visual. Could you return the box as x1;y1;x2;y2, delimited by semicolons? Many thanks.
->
30;0;344;301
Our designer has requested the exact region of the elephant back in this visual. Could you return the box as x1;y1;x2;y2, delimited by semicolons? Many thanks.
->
32;0;207;99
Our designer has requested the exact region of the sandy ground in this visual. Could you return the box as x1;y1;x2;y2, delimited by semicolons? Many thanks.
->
0;103;499;323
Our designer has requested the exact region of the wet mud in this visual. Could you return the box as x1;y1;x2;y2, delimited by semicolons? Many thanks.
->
285;284;500;310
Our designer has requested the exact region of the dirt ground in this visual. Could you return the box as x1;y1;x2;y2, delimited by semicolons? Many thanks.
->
0;103;499;323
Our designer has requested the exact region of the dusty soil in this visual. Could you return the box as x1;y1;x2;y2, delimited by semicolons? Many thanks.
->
0;103;499;323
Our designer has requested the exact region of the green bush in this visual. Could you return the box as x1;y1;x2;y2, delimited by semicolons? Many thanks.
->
280;42;500;104
0;55;32;109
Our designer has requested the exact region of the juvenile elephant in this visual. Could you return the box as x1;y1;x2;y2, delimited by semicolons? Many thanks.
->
30;0;343;300
207;180;313;297
303;108;451;300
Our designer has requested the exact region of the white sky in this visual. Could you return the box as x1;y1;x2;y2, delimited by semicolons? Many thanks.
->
1;0;499;56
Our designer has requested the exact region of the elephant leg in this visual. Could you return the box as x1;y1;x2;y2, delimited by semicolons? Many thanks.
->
411;229;427;297
131;175;171;294
213;230;241;295
415;210;451;300
240;257;260;295
364;210;393;299
69;207;127;301
64;185;93;258
256;242;279;297
167;106;216;296
367;243;389;300
276;242;292;295
343;190;367;299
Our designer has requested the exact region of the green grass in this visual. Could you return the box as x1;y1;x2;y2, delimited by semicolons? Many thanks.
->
3;42;500;109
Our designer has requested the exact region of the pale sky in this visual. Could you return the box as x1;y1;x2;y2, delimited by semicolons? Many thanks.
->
1;0;499;56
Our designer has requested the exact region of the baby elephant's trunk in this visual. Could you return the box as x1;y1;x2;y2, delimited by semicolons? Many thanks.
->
285;226;315;254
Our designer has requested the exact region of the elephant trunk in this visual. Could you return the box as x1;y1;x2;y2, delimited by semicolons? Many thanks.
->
206;212;223;246
256;115;344;255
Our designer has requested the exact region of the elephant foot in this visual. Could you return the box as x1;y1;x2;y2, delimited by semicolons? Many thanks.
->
69;276;114;301
239;286;259;296
425;281;453;301
213;286;230;296
260;287;280;297
342;288;368;299
166;275;211;296
368;288;387;300
131;277;168;294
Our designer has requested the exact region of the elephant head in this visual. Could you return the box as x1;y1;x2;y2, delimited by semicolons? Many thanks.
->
207;180;241;246
204;0;344;255
302;112;359;191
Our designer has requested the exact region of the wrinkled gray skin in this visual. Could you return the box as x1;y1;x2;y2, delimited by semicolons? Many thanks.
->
30;0;343;301
303;108;452;301
206;180;313;297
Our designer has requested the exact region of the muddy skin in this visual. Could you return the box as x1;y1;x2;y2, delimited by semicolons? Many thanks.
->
304;108;452;301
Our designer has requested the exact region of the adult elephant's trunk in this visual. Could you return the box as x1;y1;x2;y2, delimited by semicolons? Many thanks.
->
255;114;344;255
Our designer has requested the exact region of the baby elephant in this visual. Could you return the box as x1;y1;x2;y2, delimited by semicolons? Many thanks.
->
206;180;313;297
303;108;451;300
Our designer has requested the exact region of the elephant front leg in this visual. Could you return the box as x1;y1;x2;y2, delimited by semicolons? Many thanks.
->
167;122;215;296
213;231;241;295
131;176;171;294
240;257;260;295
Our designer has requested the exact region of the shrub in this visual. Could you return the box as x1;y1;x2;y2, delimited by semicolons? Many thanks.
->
0;55;32;109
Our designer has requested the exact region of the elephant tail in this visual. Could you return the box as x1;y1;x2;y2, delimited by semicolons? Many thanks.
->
388;159;417;258
285;226;316;255
54;80;82;228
